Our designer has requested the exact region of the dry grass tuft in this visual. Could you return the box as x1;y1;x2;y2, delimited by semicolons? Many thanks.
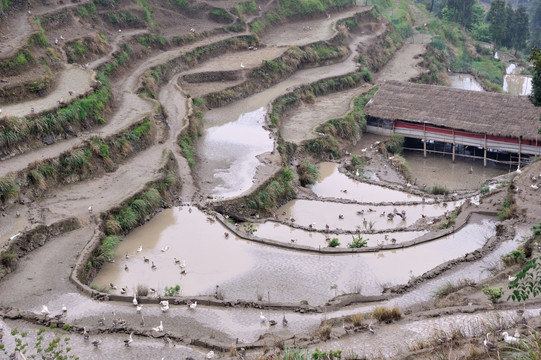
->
372;306;401;323
349;313;364;327
318;323;332;340
136;283;149;297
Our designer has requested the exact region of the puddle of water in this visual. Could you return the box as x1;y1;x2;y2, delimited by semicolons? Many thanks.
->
253;221;428;247
92;208;496;305
197;107;273;198
274;199;461;233
448;73;483;91
504;74;532;95
403;151;509;191
310;162;423;202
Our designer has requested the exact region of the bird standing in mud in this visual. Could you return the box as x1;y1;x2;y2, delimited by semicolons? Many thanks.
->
124;332;133;347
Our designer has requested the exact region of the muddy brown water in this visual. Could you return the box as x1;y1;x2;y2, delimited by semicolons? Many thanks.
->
274;198;461;233
253;221;428;247
195;24;374;198
92;207;496;305
197;107;274;198
403;151;509;191
310;162;424;202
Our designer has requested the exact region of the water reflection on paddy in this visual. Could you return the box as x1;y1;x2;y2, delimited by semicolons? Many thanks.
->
311;162;423;202
275;199;461;232
92;208;496;305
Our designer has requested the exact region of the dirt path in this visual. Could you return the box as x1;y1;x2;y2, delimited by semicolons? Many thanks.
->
89;29;149;70
261;7;370;46
158;74;199;202
0;12;32;58
375;41;428;83
1;66;95;118
281;84;372;144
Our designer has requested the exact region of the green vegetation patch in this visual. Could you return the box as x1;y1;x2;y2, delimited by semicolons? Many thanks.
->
245;167;295;212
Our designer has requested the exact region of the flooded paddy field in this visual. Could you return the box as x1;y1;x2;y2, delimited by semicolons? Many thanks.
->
273;198;460;232
403;151;509;190
2;0;541;357
310;162;425;202
92;207;497;305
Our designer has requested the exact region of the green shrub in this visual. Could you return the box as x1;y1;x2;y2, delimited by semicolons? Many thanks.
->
482;285;502;303
164;284;180;296
498;193;515;221
385;133;404;154
0;177;19;203
429;184;450;195
347;234;368;248
297;163;319;186
100;235;122;261
501;248;526;266
328;238;340;247
360;67;373;82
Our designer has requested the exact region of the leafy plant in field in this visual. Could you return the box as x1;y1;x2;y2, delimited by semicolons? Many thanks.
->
164;284;180;296
348;233;368;248
482;284;503;303
328;238;340;247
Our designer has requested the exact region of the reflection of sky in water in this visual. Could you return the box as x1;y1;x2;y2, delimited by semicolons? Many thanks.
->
200;107;273;198
93;206;497;305
311;162;422;202
449;74;483;91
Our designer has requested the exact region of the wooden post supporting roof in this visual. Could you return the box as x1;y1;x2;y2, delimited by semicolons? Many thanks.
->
518;136;522;167
423;122;427;158
452;129;455;162
484;134;487;167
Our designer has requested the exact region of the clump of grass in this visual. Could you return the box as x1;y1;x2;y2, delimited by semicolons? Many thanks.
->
385;133;404;154
372;306;401;323
328;238;340;247
429;184;450;195
317;323;332;340
99;235;122;261
297;163;319;186
0;177;19;203
501;248;526;266
349;313;364;327
432;279;475;299
389;155;413;183
498;192;515;220
245;168;295;212
136;283;149;296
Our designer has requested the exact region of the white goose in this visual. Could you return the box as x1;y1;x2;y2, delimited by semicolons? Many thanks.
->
132;294;138;306
503;331;519;344
41;305;50;316
160;300;169;312
136;304;143;313
259;311;266;323
189;301;197;310
124;332;133;347
152;321;163;332
137;245;142;252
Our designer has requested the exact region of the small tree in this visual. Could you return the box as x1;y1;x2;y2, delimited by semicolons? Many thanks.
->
348;234;368;248
482;285;503;303
508;255;541;301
